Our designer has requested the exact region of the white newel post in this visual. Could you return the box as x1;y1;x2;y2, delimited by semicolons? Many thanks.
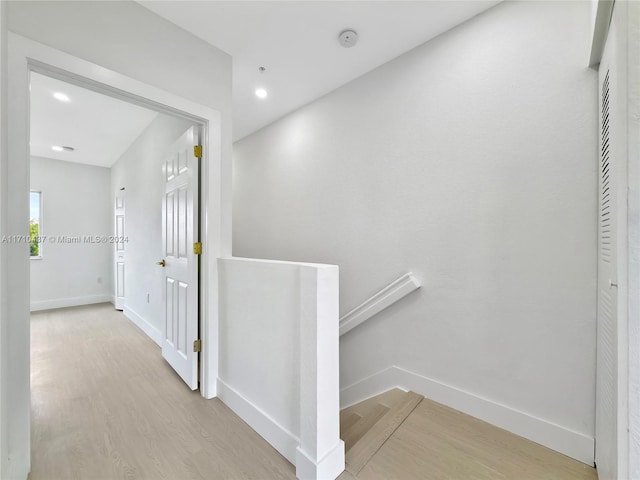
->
296;265;345;480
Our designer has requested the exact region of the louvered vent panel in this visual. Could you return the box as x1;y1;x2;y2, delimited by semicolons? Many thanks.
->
601;71;611;263
599;288;615;409
595;65;617;478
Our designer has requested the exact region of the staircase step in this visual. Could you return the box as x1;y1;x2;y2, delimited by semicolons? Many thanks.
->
342;403;389;452
344;388;407;419
340;412;362;435
345;391;423;475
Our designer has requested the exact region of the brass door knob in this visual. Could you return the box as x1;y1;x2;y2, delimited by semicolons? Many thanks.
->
157;259;166;267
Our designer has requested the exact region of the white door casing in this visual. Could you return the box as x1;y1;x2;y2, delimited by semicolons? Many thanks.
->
114;193;125;311
161;126;200;390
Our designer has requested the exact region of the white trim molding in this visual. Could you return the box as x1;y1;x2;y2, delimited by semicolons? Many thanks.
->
217;378;299;464
339;273;420;336
123;306;162;347
217;379;346;480
340;366;595;466
589;0;615;67
30;294;111;312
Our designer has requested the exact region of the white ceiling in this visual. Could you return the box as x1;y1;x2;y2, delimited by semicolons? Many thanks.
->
30;73;158;167
140;1;501;141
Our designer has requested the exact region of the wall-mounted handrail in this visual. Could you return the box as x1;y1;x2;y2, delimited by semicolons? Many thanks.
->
339;273;421;336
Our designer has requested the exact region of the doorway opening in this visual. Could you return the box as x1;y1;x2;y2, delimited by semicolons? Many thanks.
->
28;69;206;391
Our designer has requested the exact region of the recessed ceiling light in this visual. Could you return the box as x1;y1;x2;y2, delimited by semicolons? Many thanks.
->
53;92;70;102
52;145;75;152
255;88;268;99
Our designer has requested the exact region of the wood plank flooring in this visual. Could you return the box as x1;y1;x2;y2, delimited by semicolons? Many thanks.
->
30;303;296;480
32;303;599;480
344;392;422;475
339;392;598;480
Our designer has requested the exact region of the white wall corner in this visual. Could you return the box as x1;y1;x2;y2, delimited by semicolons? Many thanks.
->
340;366;595;466
123;306;161;347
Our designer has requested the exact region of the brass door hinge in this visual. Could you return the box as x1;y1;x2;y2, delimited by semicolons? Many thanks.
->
194;145;203;159
193;339;202;353
193;242;202;255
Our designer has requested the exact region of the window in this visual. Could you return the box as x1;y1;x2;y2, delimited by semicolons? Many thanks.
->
30;191;42;258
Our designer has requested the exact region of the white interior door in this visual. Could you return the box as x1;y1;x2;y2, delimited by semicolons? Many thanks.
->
114;193;125;311
160;126;200;390
596;59;618;478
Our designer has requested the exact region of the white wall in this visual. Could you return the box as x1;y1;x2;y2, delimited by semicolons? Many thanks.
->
110;114;194;344
4;3;231;478
29;157;111;311
0;1;8;477
233;0;597;463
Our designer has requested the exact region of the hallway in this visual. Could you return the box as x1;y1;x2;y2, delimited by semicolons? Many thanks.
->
30;303;296;480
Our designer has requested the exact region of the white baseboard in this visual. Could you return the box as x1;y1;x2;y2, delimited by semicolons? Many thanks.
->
217;378;299;465
123;306;162;347
110;295;115;306
296;441;345;480
30;294;111;312
5;449;30;480
340;366;595;466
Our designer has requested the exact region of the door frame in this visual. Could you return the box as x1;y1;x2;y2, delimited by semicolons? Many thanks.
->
114;191;126;311
8;33;224;402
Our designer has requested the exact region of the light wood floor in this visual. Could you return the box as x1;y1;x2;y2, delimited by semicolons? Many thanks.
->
339;391;598;480
30;303;296;480
31;303;598;480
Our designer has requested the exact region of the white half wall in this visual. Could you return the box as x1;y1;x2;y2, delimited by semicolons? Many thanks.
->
111;114;194;341
218;257;344;480
233;0;598;464
30;157;112;311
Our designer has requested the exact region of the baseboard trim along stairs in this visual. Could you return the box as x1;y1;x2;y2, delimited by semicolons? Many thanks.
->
340;366;595;466
341;389;423;475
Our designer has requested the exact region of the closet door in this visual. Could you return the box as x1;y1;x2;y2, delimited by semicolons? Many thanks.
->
595;61;618;479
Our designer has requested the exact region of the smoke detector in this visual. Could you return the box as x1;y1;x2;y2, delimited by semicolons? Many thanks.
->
338;30;358;48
